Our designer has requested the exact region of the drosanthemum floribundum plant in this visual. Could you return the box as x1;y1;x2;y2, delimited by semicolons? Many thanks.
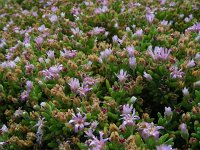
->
0;0;199;149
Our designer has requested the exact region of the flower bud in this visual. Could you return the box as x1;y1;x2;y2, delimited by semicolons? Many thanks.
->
182;87;189;96
164;107;173;117
180;123;189;140
0;84;4;92
130;96;137;103
110;131;120;142
109;123;119;132
182;113;191;122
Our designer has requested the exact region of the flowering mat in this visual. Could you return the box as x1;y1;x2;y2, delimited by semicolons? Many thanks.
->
0;0;200;150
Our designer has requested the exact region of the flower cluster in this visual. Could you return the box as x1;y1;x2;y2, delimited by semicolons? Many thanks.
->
138;122;164;140
121;104;140;129
42;64;63;80
0;0;199;149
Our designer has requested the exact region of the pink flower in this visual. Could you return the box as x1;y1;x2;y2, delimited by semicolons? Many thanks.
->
146;12;155;24
187;59;195;68
32;11;38;17
1;124;8;133
71;27;83;36
126;27;131;31
5;53;13;60
125;46;135;57
34;117;46;145
0;61;16;68
134;29;143;36
49;14;58;23
46;50;55;59
77;85;92;97
122;104;133;115
68;112;89;133
26;81;33;92
116;69;128;83
51;6;58;12
96;0;108;5
99;48;112;62
94;6;108;14
90;121;99;130
70;7;80;15
184;17;190;23
83;77;97;86
161;20;169;26
35;36;43;45
88;27;105;35
0;38;6;48
85;128;94;138
60;48;77;58
84;1;94;6
169;2;176;6
38;25;48;32
23;36;30;46
194;52;200;60
112;35;122;44
14;107;23;117
160;0;166;5
148;46;171;61
129;57;137;69
121;108;140;129
21;90;30;101
138;122;164;140
170;66;184;79
90;131;109;150
186;23;200;32
180;123;187;134
68;78;80;92
42;64;63;80
156;144;173;150
38;57;44;63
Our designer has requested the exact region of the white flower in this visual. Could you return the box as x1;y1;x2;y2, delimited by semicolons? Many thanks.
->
194;80;200;87
116;69;128;83
187;59;195;68
49;14;58;23
182;87;189;96
130;96;137;103
40;102;46;107
61;12;65;18
143;71;153;81
195;52;200;60
14;107;24;117
1;124;8;133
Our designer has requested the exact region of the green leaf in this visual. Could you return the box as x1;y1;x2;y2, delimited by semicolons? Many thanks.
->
145;137;156;149
158;134;169;145
104;96;113;101
48;142;58;148
77;143;88;150
195;90;200;102
41;112;50;120
44;134;52;141
164;138;174;145
106;79;111;91
108;112;118;120
135;133;144;146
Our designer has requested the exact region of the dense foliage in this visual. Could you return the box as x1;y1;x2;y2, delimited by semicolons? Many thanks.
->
0;0;200;149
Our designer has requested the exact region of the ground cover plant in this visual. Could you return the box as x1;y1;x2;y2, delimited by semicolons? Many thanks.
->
0;0;200;149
